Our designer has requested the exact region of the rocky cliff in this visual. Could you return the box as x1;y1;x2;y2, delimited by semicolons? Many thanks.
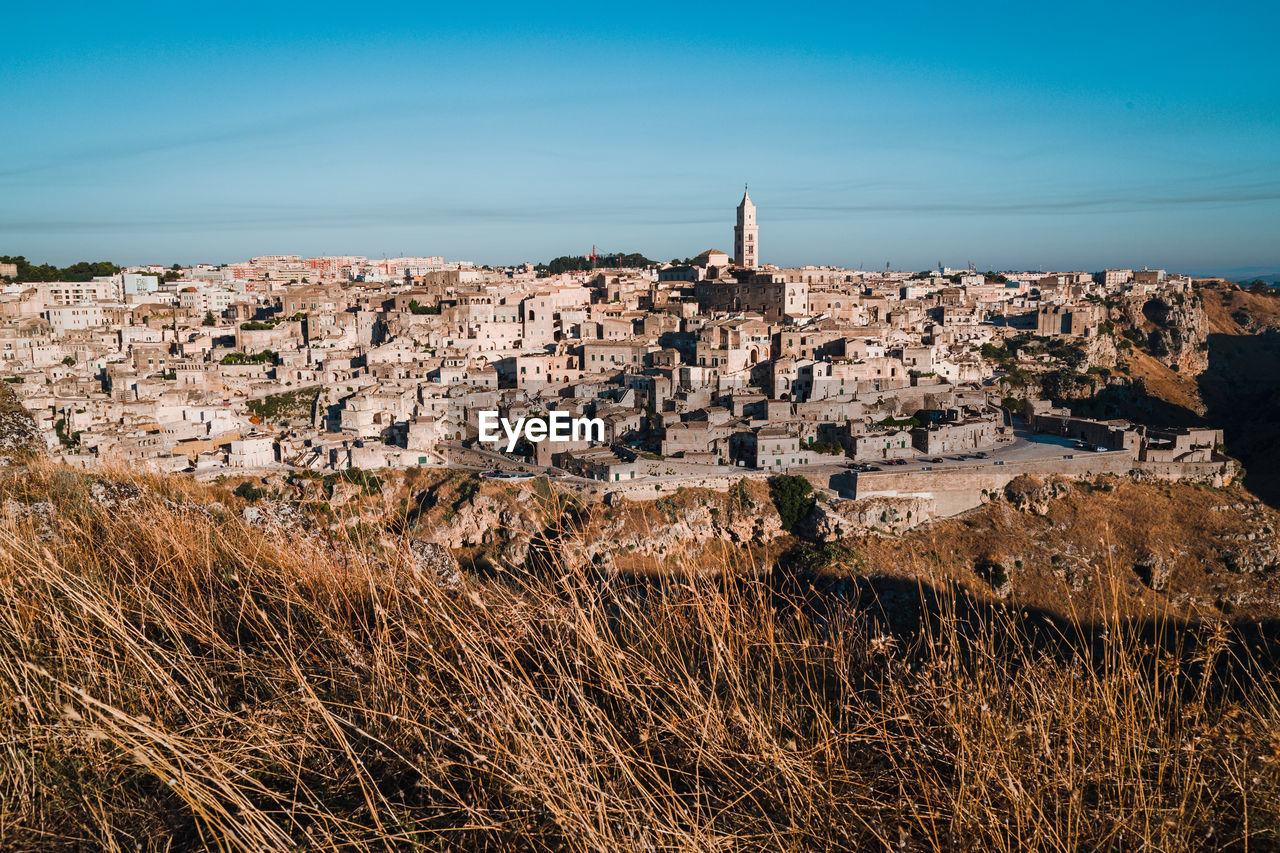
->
1126;293;1210;373
0;384;43;459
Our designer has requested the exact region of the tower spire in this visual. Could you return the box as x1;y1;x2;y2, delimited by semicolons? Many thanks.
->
734;186;759;269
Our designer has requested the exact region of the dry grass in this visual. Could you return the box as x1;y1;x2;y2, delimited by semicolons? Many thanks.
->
842;477;1280;622
1201;285;1280;336
1119;349;1205;414
1;460;1278;851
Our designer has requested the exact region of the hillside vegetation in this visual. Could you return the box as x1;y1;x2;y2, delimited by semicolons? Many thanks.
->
1;461;1279;851
0;255;120;282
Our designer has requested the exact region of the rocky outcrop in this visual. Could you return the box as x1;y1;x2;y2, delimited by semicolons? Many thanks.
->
1002;475;1069;516
0;385;43;459
594;497;784;562
801;495;935;541
425;491;544;552
1133;294;1209;373
1084;331;1120;369
1211;502;1279;575
404;540;463;588
1134;551;1173;591
243;500;315;537
412;479;788;572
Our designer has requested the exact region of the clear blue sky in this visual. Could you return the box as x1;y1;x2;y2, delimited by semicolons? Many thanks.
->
3;0;1277;274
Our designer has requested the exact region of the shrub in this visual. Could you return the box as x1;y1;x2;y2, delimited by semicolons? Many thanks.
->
221;350;276;366
769;474;815;532
408;299;441;315
233;481;266;502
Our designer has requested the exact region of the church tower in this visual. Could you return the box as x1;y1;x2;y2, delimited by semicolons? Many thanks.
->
734;186;758;269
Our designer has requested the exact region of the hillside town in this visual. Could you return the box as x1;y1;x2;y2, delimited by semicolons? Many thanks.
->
0;191;1229;517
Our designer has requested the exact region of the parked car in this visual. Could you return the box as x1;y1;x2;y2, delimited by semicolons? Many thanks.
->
866;465;883;471
975;451;989;458
930;457;945;463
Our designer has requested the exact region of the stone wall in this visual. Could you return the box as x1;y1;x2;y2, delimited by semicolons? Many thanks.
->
845;453;1136;517
599;472;770;502
1134;459;1236;487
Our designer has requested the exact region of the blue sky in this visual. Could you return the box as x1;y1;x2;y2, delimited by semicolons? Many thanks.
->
2;1;1277;273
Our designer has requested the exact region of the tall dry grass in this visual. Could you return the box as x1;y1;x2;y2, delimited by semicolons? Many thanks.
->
0;461;1277;851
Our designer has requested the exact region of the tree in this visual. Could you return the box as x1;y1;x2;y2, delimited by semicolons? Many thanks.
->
980;342;1010;361
202;311;216;327
1058;345;1087;370
0;255;119;282
1041;368;1080;401
536;252;657;275
769;474;815;533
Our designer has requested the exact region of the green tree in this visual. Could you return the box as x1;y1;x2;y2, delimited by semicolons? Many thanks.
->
536;252;656;275
1058;345;1087;370
1042;368;1080;401
0;255;120;282
980;342;1010;361
769;474;815;533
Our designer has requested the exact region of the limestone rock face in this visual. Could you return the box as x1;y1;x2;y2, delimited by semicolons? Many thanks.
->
801;495;935;541
1135;295;1209;373
1003;475;1066;516
1084;331;1119;369
243;500;313;537
419;484;789;572
0;385;44;457
1134;551;1173;591
429;492;540;551
592;498;785;563
405;540;462;588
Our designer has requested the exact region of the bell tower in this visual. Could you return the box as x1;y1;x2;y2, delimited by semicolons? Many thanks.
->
734;186;758;269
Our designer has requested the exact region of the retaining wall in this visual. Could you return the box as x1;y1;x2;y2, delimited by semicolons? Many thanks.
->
845;452;1136;517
